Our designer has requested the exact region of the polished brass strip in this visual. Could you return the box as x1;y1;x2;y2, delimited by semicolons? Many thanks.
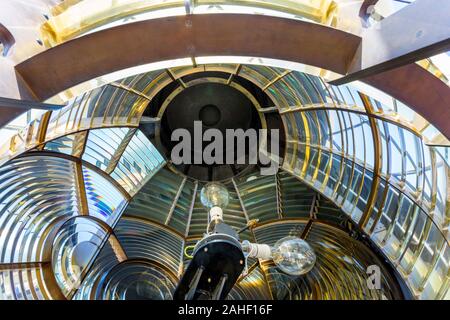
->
262;70;291;91
166;68;187;88
0;262;47;270
359;93;382;228
110;82;151;100
75;161;89;216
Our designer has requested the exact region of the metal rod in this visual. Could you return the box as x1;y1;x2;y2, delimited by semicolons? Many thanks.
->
0;97;63;110
211;274;228;300
166;177;187;225
185;181;198;238
185;266;204;300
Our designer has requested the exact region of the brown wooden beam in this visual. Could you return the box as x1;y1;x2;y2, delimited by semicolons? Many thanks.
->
15;14;360;102
0;23;15;57
364;63;450;140
0;97;62;129
0;105;27;128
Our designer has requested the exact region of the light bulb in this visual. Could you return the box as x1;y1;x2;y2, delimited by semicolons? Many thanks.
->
200;183;229;209
271;236;316;276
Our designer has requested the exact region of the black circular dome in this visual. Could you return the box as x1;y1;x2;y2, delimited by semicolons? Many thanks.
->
159;79;264;181
165;82;254;134
199;104;221;127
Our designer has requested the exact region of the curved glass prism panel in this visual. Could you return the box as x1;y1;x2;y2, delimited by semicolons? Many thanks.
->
233;171;279;223
72;233;124;300
113;218;184;276
44;131;87;157
0;156;80;264
0;265;54;300
122;167;187;229
100;260;178;300
110;130;166;195
82;127;134;172
228;266;272;300
52;216;110;298
82;166;128;226
258;223;402;300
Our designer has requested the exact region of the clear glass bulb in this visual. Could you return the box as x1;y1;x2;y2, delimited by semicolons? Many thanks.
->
271;236;316;276
200;182;229;209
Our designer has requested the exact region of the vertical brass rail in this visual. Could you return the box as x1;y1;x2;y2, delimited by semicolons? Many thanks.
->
358;93;382;229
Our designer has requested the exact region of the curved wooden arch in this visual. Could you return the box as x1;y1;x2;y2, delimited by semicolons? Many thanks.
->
14;14;360;100
15;14;450;138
